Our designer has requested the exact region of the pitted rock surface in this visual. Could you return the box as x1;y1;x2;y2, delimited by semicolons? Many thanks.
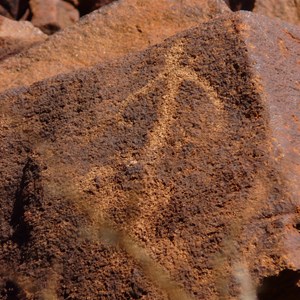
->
0;11;300;299
0;0;229;93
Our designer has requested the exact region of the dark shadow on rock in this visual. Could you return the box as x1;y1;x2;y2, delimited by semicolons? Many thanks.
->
257;269;300;300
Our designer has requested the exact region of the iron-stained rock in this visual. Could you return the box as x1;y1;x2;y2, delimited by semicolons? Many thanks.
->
0;16;47;61
0;11;299;299
29;0;79;34
0;0;229;93
253;0;300;25
225;0;300;25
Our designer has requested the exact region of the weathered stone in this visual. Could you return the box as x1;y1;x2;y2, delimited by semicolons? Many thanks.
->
29;0;79;34
0;16;47;61
253;0;300;25
0;0;229;93
225;0;300;25
0;11;299;300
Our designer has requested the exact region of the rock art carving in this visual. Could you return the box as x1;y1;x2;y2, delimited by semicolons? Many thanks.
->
0;2;300;300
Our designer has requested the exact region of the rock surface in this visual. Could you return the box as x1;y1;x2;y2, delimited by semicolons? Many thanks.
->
29;0;80;34
225;0;300;25
0;11;299;300
0;0;229;93
0;0;29;19
0;16;47;61
0;0;116;20
77;0;117;16
253;0;300;25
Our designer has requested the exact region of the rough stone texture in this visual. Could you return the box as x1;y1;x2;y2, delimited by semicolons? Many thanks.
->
253;0;300;25
0;0;229;93
29;0;79;34
0;16;47;61
0;11;300;300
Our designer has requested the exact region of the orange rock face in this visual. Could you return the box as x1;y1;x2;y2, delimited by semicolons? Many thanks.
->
0;16;46;61
0;11;299;300
0;0;229;93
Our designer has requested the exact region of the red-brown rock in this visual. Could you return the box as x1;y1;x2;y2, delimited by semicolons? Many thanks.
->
0;0;229;93
225;0;300;25
253;0;300;25
0;16;47;61
29;0;79;34
0;11;299;299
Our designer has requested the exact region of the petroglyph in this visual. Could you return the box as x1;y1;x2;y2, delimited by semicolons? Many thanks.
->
36;40;227;298
72;40;226;230
122;41;227;234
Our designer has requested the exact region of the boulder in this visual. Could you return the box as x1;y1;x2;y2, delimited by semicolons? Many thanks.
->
0;11;299;299
0;16;47;61
0;0;229;93
29;0;80;34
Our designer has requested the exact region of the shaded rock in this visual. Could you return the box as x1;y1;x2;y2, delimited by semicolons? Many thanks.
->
225;0;255;11
78;0;117;16
0;5;11;18
0;16;47;61
0;0;229;93
0;0;29;19
225;0;300;25
0;11;299;299
29;0;80;34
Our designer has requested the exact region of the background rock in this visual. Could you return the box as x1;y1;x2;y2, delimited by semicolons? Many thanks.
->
253;0;300;25
0;11;299;300
0;0;229;93
77;0;117;16
29;0;79;34
0;16;46;61
0;5;11;18
225;0;300;25
0;0;29;19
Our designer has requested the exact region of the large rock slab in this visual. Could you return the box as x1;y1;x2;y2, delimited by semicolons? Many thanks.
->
0;16;47;61
0;11;300;300
0;0;229;93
